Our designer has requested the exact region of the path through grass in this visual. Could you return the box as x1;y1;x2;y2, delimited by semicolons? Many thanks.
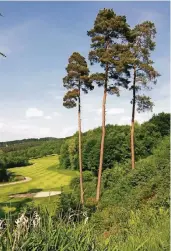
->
0;155;78;216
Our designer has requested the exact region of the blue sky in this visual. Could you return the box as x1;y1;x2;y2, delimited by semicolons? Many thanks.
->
0;1;170;141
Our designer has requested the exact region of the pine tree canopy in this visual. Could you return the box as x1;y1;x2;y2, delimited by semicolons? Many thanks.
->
63;52;93;109
87;8;132;95
125;21;160;113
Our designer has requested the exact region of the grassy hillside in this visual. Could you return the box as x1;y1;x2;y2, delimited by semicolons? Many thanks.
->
0;113;169;250
0;137;169;250
0;155;78;217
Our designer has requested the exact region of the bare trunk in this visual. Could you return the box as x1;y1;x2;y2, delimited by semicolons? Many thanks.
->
96;64;108;203
78;89;84;205
131;67;136;169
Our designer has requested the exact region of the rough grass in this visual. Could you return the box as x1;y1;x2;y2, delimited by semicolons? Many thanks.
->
0;155;78;216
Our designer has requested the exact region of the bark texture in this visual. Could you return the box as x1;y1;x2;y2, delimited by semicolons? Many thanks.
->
78;90;84;204
131;67;136;170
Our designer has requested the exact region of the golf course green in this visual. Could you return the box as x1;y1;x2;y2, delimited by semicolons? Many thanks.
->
0;155;78;216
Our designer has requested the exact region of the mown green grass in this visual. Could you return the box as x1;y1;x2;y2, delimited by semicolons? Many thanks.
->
0;155;78;216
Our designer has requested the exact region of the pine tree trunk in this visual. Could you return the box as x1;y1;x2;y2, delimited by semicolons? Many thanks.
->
96;64;108;203
131;67;136;170
78;89;84;205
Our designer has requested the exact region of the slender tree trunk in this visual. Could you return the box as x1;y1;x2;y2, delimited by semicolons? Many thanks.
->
131;67;136;169
78;87;84;205
96;64;108;203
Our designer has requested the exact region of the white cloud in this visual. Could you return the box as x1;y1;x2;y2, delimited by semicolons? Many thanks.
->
44;115;52;120
107;108;125;115
92;108;125;115
118;116;130;125
53;112;61;117
11;124;31;131
60;126;77;138
0;122;5;129
0;119;52;141
25;108;44;118
95;108;102;115
39;127;51;136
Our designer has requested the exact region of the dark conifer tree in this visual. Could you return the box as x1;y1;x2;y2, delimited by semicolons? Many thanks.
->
63;52;93;204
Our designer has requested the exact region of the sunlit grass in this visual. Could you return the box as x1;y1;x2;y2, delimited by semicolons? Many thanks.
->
0;155;78;216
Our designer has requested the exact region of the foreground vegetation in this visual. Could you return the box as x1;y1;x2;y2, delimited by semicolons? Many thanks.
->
0;134;169;250
0;206;169;251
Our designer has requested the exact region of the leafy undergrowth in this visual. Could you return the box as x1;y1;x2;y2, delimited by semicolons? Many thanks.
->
0;203;169;250
0;137;169;250
58;136;170;250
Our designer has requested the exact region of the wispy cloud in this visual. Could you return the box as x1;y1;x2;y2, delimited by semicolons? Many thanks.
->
25;108;44;118
39;127;51;136
60;126;77;138
108;108;125;115
53;112;61;117
91;108;125;115
44;115;52;120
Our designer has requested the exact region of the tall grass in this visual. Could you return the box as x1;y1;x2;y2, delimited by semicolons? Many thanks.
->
0;205;169;251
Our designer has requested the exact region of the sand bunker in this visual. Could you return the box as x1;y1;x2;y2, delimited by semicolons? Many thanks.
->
9;191;61;198
34;191;61;198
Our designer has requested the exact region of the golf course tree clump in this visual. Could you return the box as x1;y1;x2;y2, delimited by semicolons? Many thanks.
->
63;52;94;204
0;162;9;182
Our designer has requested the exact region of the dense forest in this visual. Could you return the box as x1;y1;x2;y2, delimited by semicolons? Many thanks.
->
60;112;170;172
0;112;169;182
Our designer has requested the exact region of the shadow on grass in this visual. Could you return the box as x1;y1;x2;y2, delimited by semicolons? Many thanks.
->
47;164;60;172
0;198;33;218
10;188;43;195
0;188;44;218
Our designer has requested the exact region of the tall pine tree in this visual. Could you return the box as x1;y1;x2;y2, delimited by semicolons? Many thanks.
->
127;21;160;169
87;8;131;202
63;52;93;204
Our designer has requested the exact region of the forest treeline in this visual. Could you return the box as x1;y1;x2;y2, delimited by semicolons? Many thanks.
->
60;112;170;172
0;112;169;174
0;137;64;153
0;138;65;181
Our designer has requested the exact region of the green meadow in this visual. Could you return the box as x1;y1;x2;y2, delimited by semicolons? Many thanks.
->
0;155;78;216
